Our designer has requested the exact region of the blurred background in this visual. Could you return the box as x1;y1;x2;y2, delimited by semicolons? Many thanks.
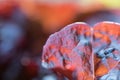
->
0;0;120;80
